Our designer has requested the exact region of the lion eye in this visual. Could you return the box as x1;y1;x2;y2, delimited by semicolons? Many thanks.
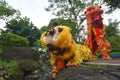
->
58;28;63;32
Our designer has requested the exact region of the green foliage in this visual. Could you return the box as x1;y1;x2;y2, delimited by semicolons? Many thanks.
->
104;0;120;10
0;0;40;47
46;0;96;42
5;17;40;47
46;0;86;25
39;26;48;36
48;18;77;37
46;0;120;43
33;40;45;52
0;0;16;19
0;59;24;79
107;36;120;51
0;32;29;51
7;61;24;80
0;58;7;65
105;20;120;51
105;20;120;37
6;17;33;36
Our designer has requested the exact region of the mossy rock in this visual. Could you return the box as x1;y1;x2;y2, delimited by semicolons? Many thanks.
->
0;47;39;61
19;59;40;75
7;61;24;80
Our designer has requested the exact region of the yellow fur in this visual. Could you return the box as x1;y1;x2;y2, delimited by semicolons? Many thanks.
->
40;32;48;46
55;26;72;49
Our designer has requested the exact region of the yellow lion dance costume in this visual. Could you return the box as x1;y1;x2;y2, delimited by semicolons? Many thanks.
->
40;25;92;78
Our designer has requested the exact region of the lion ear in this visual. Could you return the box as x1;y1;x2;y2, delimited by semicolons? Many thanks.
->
58;28;63;32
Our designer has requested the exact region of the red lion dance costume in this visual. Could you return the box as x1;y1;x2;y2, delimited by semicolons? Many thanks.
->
84;5;111;60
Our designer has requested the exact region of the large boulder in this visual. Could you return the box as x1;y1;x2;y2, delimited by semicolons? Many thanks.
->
55;65;120;80
0;47;39;61
40;65;120;80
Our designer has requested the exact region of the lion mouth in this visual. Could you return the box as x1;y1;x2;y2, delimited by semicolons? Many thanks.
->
92;14;103;27
44;28;60;45
47;43;67;56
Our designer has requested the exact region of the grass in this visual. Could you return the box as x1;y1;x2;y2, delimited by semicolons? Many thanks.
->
0;59;24;79
110;52;120;54
0;58;8;65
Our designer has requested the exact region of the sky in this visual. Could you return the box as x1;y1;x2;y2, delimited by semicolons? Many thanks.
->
0;0;56;29
0;0;120;30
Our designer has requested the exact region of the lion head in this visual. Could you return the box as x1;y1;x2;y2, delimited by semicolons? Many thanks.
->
85;5;104;27
40;26;75;60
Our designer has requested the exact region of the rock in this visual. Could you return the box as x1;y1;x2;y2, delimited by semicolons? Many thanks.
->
41;65;120;80
0;77;4;80
19;59;40;75
0;70;5;77
0;47;39;61
24;74;39;80
110;72;120;79
0;65;4;70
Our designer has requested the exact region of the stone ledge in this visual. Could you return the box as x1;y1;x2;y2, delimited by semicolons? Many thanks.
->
83;59;120;68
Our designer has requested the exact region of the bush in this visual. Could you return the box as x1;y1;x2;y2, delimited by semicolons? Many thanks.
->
0;32;29;51
7;61;24;80
0;58;7;65
0;59;24;80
